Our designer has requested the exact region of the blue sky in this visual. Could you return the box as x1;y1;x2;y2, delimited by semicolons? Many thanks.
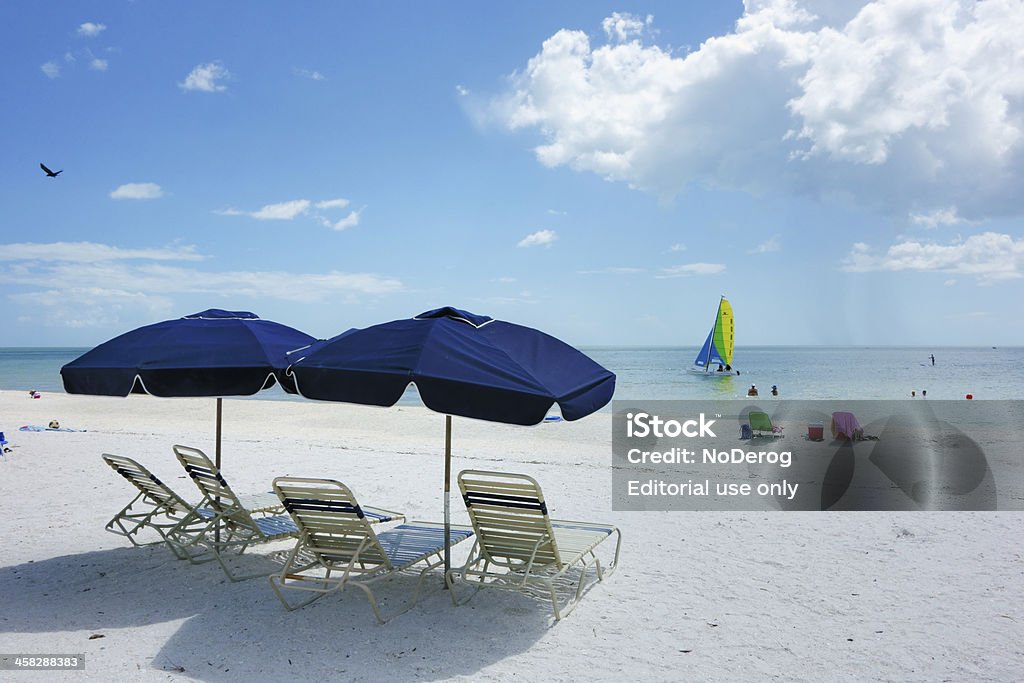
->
2;1;1023;347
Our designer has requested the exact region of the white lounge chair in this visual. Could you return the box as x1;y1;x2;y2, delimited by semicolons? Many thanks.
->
269;476;472;623
102;453;211;558
167;445;307;580
447;469;621;620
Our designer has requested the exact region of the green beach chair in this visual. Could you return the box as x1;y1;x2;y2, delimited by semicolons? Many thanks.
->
269;476;471;623
447;469;621;621
748;411;783;438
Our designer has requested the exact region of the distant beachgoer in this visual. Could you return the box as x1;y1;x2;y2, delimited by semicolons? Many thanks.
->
29;390;40;399
771;385;778;396
922;390;927;398
48;419;60;429
747;384;758;397
930;354;935;365
911;390;916;397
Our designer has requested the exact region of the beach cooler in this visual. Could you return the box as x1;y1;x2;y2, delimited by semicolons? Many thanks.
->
807;423;824;441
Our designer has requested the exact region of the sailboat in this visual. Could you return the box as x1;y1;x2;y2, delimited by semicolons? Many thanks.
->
688;296;738;376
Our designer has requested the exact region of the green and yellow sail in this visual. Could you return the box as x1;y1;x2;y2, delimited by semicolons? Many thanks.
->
694;296;734;370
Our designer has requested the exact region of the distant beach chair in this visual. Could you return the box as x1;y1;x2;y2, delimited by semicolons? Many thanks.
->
268;477;469;622
0;431;9;457
830;412;863;440
103;453;292;560
102;453;213;558
447;470;621;621
169;445;305;581
749;411;783;438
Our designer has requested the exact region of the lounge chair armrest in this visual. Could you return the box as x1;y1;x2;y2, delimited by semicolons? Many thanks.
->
549;518;618;534
361;505;406;524
519;531;554;582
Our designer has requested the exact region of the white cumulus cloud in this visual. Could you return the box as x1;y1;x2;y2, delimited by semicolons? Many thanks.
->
315;198;350;210
41;62;60;79
910;206;966;229
842;232;1024;283
250;199;311;220
657;263;727;278
328;208;363;231
518;229;558;248
216;196;364;230
489;1;1024;221
78;22;106;37
602;12;652;42
0;241;404;329
180;62;231;92
0;241;203;263
110;183;164;200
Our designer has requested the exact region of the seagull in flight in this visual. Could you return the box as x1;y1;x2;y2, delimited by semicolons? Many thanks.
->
40;163;63;178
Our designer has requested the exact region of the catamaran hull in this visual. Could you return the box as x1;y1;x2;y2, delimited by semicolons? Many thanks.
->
687;367;739;377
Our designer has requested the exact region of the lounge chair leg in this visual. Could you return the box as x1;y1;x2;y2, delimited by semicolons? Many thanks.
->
268;574;331;611
348;581;387;624
446;556;489;607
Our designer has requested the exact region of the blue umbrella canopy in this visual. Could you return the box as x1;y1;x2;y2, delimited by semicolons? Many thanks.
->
286;306;615;573
286;306;615;425
61;309;316;469
61;309;315;397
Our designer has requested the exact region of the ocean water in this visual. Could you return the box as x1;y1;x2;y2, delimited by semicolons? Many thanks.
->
1;346;1020;402
584;346;1022;401
4;344;1019;403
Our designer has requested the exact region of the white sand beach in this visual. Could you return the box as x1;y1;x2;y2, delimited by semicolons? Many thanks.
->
0;390;1021;681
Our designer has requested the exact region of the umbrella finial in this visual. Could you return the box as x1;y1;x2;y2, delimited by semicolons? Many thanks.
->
414;307;493;328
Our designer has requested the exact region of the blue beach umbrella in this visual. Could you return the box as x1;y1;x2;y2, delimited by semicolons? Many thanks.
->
61;309;316;467
285;306;616;569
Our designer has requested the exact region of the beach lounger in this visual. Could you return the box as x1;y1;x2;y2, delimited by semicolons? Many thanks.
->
102;454;206;557
830;411;863;440
269;477;471;622
168;445;307;580
446;469;621;621
749;411;783;438
102;453;286;559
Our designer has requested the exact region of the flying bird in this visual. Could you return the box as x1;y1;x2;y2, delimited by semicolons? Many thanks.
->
40;163;62;178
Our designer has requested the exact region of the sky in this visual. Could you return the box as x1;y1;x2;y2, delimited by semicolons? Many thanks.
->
2;0;1023;348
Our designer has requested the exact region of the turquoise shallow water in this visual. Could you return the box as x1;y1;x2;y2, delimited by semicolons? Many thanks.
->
585;346;1022;401
1;346;1019;401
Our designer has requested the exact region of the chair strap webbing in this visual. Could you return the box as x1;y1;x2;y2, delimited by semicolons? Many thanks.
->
282;497;365;518
184;464;227;487
463;491;547;513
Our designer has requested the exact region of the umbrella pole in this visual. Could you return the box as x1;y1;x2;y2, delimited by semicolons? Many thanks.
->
215;397;223;469
215;398;223;544
444;414;452;582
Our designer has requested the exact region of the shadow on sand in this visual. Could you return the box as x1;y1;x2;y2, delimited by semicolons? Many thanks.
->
0;543;553;680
